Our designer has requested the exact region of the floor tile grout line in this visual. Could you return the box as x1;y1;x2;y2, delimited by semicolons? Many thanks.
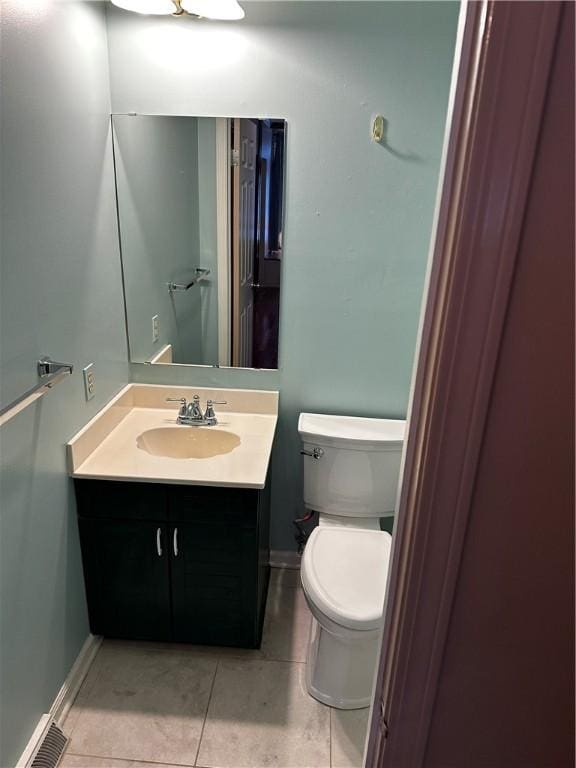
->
329;706;333;768
193;658;220;768
93;643;310;665
64;750;196;767
215;655;307;665
99;645;310;665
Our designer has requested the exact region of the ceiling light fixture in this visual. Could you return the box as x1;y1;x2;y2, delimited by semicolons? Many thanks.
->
110;0;245;20
180;0;244;20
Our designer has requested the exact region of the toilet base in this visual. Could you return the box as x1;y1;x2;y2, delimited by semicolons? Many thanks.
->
305;613;381;710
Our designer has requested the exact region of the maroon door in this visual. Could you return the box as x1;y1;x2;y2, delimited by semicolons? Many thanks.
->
368;3;575;767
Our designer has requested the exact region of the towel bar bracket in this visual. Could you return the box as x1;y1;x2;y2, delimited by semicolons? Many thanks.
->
37;357;74;379
167;267;211;293
0;356;74;426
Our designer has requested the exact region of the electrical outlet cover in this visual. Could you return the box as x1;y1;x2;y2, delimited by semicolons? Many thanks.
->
83;363;95;401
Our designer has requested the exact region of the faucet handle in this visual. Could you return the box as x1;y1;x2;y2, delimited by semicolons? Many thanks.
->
166;397;187;418
205;399;227;424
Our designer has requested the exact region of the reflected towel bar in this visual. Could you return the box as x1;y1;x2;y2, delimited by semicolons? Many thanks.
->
167;268;211;293
0;357;73;427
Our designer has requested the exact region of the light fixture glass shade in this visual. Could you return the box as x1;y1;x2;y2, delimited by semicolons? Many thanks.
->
111;0;176;15
180;0;245;20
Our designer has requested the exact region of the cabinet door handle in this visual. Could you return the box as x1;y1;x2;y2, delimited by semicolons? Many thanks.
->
173;527;178;557
156;527;163;557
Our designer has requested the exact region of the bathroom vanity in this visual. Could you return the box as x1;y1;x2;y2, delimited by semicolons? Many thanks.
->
75;478;270;647
68;384;278;648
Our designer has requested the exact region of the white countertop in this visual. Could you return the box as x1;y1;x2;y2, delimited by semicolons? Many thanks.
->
68;384;278;489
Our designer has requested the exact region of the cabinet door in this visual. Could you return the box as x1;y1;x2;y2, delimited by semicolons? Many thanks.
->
78;518;171;641
170;521;258;647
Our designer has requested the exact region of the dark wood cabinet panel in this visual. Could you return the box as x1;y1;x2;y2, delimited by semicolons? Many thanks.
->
75;479;168;521
75;478;270;648
78;517;171;640
168;484;259;527
170;522;259;646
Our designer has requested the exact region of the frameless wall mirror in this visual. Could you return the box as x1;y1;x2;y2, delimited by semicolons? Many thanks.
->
112;114;286;370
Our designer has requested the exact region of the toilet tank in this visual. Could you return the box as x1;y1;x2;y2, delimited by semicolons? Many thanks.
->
298;413;405;518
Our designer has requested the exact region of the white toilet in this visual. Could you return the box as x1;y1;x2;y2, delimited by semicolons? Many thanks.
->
298;412;405;710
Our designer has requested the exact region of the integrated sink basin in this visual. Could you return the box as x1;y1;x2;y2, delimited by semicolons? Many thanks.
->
67;384;278;488
137;426;241;459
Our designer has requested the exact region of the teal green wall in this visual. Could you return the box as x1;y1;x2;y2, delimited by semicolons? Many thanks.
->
113;115;204;363
112;0;460;551
114;115;220;365
0;3;129;765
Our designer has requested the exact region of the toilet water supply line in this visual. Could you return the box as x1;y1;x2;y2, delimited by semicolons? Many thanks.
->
293;510;316;553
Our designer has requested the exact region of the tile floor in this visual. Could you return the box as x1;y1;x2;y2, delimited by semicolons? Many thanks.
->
61;568;369;768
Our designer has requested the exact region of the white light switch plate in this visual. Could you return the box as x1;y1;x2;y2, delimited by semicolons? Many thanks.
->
152;315;159;343
83;363;95;401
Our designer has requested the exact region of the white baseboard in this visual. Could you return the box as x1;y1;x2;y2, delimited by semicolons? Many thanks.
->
270;550;302;569
52;634;102;725
16;634;102;767
16;715;53;768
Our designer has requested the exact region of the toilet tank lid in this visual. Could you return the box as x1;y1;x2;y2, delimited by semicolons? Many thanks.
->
298;412;405;449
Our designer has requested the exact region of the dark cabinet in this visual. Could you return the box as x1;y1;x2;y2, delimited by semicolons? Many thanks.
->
75;479;270;648
170;522;252;645
77;518;171;640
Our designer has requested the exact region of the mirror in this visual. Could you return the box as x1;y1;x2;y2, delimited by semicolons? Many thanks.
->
112;114;286;369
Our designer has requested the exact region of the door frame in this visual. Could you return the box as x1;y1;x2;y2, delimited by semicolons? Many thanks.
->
365;1;565;765
215;117;231;367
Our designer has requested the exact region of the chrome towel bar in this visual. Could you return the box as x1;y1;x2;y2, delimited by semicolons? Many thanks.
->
167;267;210;293
0;356;73;427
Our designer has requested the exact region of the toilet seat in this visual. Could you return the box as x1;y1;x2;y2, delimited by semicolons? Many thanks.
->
301;527;392;631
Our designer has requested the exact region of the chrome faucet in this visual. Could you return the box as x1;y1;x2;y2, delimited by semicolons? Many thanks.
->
166;395;227;426
188;395;204;422
166;395;205;425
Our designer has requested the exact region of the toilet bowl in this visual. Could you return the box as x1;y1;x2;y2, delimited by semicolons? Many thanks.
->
298;412;405;709
301;526;392;709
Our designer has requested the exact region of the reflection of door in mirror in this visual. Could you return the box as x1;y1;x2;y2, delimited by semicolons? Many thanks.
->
231;118;257;368
230;119;283;369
